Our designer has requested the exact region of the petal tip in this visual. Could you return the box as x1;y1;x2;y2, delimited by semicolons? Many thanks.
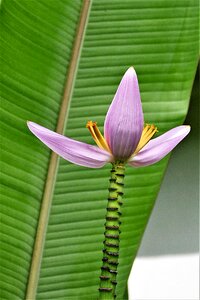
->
126;66;137;76
27;120;34;126
27;121;37;132
27;120;33;129
182;125;191;136
27;121;44;136
185;124;191;130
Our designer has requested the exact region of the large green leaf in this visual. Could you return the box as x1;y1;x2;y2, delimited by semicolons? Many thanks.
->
1;0;198;299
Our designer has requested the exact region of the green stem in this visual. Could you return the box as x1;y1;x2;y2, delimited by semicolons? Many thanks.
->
98;162;125;300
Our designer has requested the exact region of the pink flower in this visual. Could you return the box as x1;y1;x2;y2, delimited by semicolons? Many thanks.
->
27;67;190;168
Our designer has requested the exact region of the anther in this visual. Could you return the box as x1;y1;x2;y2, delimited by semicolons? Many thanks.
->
86;121;111;152
134;124;158;154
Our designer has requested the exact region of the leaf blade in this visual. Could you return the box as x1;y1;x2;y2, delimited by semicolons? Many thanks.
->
1;0;198;299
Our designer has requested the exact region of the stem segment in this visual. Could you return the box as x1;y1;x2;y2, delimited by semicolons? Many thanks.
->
99;162;125;299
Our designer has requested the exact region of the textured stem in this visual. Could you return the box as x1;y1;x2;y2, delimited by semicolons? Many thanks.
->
98;162;125;300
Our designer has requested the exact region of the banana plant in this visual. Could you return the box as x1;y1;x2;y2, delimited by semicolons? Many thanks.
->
1;0;198;299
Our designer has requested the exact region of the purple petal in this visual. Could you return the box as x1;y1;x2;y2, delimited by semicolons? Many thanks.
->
104;67;144;160
129;126;190;167
27;122;112;168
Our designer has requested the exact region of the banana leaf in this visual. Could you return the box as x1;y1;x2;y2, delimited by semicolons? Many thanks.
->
0;0;198;299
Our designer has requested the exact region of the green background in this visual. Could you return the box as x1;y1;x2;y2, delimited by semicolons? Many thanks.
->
1;0;198;299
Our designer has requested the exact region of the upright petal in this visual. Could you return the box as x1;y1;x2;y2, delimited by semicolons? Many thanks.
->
129;126;190;167
104;67;144;160
27;122;112;168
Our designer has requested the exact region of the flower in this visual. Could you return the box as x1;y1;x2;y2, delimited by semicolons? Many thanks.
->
27;67;190;168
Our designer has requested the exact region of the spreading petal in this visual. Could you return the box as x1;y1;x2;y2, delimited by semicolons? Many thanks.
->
129;126;190;167
104;67;144;160
27;122;112;168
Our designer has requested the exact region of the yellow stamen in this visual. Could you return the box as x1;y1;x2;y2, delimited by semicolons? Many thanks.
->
134;124;158;155
86;121;111;152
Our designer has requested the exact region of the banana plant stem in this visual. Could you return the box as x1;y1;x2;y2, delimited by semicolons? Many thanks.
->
98;162;125;300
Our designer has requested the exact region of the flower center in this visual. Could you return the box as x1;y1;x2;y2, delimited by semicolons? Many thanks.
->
86;121;111;152
134;124;158;155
